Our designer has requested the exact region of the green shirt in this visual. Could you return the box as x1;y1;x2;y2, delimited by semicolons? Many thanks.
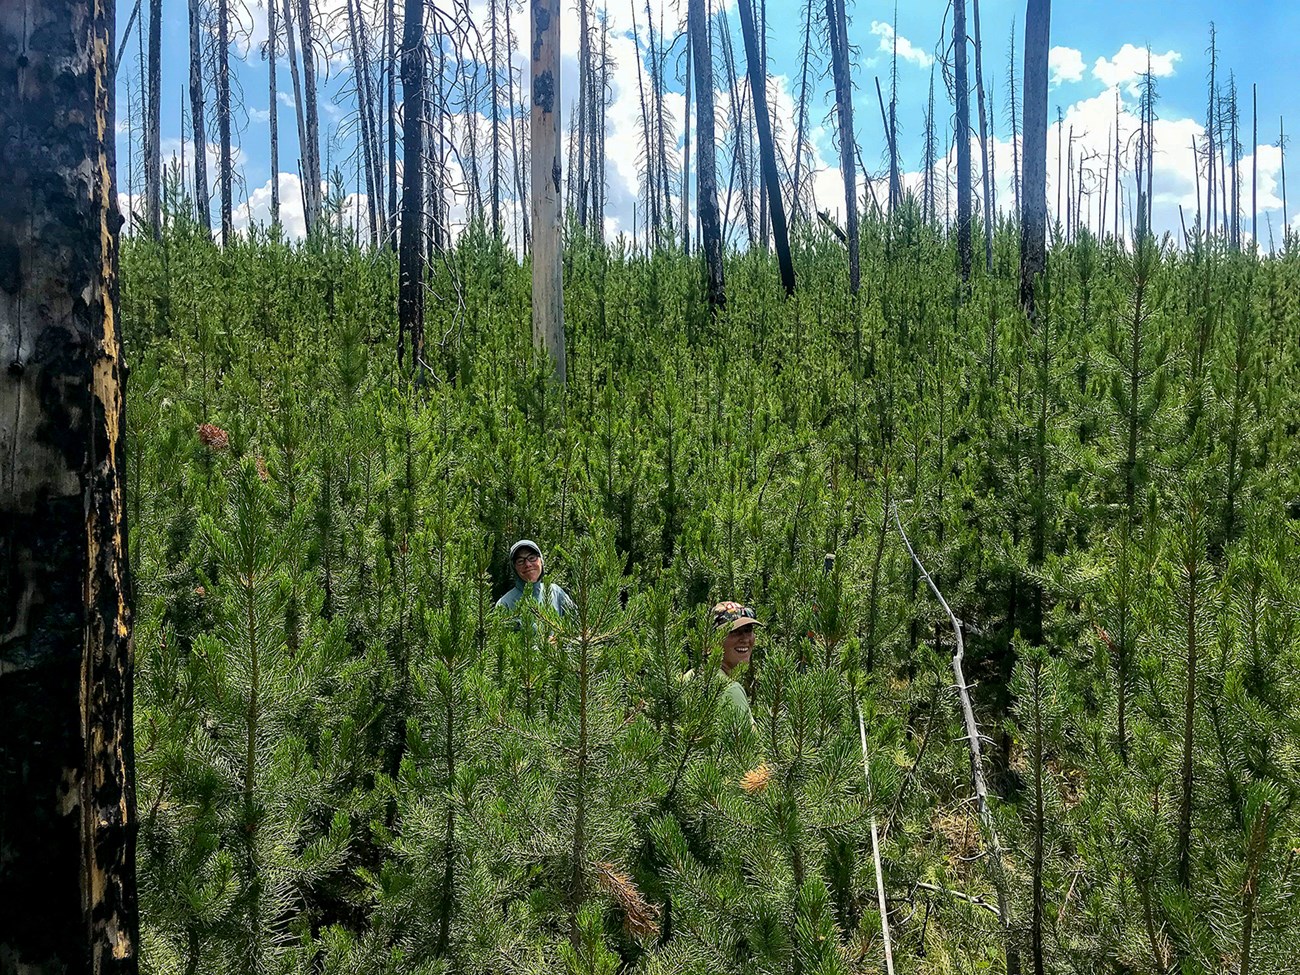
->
720;675;754;728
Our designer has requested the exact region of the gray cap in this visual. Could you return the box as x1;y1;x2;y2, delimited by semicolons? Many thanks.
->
509;539;542;561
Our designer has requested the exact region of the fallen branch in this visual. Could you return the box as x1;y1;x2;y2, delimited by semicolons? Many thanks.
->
915;881;1002;918
857;706;896;975
893;502;1016;958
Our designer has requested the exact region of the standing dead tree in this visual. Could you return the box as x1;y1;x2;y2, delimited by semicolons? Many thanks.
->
971;0;993;270
145;0;162;237
532;0;566;382
825;0;859;293
690;0;725;309
1020;0;1050;316
953;0;973;285
398;0;425;367
736;0;795;295
217;0;233;241
296;0;324;233
188;0;211;233
1;0;138;967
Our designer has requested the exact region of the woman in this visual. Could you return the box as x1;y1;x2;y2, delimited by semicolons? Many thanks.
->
495;539;574;624
710;600;761;726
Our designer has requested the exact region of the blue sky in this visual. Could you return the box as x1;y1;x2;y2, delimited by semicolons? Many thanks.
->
116;0;1300;248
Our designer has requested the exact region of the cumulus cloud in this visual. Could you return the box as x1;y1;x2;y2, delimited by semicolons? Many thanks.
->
870;21;933;69
1092;44;1181;95
1049;47;1085;85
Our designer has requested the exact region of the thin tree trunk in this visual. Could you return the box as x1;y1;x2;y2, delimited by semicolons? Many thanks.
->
682;27;691;251
0;0;138;965
188;0;211;234
1252;84;1257;250
972;0;993;270
217;0;233;242
387;0;398;246
145;0;162;237
1020;0;1050;314
346;0;379;245
1176;502;1201;890
398;0;425;367
1007;24;1020;219
826;0;858;292
355;0;384;244
269;0;281;225
281;0;309;227
575;0;589;229
954;0;972;284
532;0;565;382
297;0;323;233
690;0;725;309
506;0;527;250
736;0;795;295
791;0;814;222
490;0;503;235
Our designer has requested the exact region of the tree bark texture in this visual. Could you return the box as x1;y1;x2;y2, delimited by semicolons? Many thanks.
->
531;0;565;382
954;0;972;285
735;0;794;296
825;0;858;293
398;0;425;368
0;0;138;970
145;0;162;237
296;0;323;233
269;0;281;224
217;0;234;243
1019;0;1050;313
689;0;724;309
187;0;211;234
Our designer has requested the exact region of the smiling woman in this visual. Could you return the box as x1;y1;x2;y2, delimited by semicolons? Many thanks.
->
711;600;762;726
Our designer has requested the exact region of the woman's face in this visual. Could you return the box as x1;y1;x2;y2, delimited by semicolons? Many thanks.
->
721;624;755;674
514;551;542;583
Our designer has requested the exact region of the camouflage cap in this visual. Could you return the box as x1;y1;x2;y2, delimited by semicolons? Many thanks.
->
712;600;762;633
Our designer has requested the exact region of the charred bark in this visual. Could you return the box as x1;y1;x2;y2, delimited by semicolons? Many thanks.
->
736;0;794;295
826;0;858;292
187;0;211;234
0;0;138;968
398;0;425;368
690;0;725;308
1020;0;1050;315
145;0;162;238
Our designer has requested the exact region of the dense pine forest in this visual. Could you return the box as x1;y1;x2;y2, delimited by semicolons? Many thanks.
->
5;0;1300;972
117;211;1300;973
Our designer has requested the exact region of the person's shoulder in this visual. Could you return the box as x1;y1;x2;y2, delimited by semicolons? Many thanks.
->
495;588;520;610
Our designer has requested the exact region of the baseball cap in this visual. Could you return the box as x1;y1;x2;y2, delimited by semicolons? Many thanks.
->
509;539;542;561
712;600;762;633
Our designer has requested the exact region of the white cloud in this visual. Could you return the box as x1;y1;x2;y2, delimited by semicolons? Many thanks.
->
1092;44;1181;95
869;21;933;69
1049;46;1085;86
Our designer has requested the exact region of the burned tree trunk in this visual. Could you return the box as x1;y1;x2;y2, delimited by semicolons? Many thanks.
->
954;0;973;285
217;0;234;242
188;0;211;234
297;0;323;233
825;0;859;293
689;0;725;309
532;0;565;381
736;0;795;295
1020;0;1050;315
398;0;424;368
0;0;138;969
145;0;162;238
972;0;993;271
387;0;398;247
269;0;281;225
